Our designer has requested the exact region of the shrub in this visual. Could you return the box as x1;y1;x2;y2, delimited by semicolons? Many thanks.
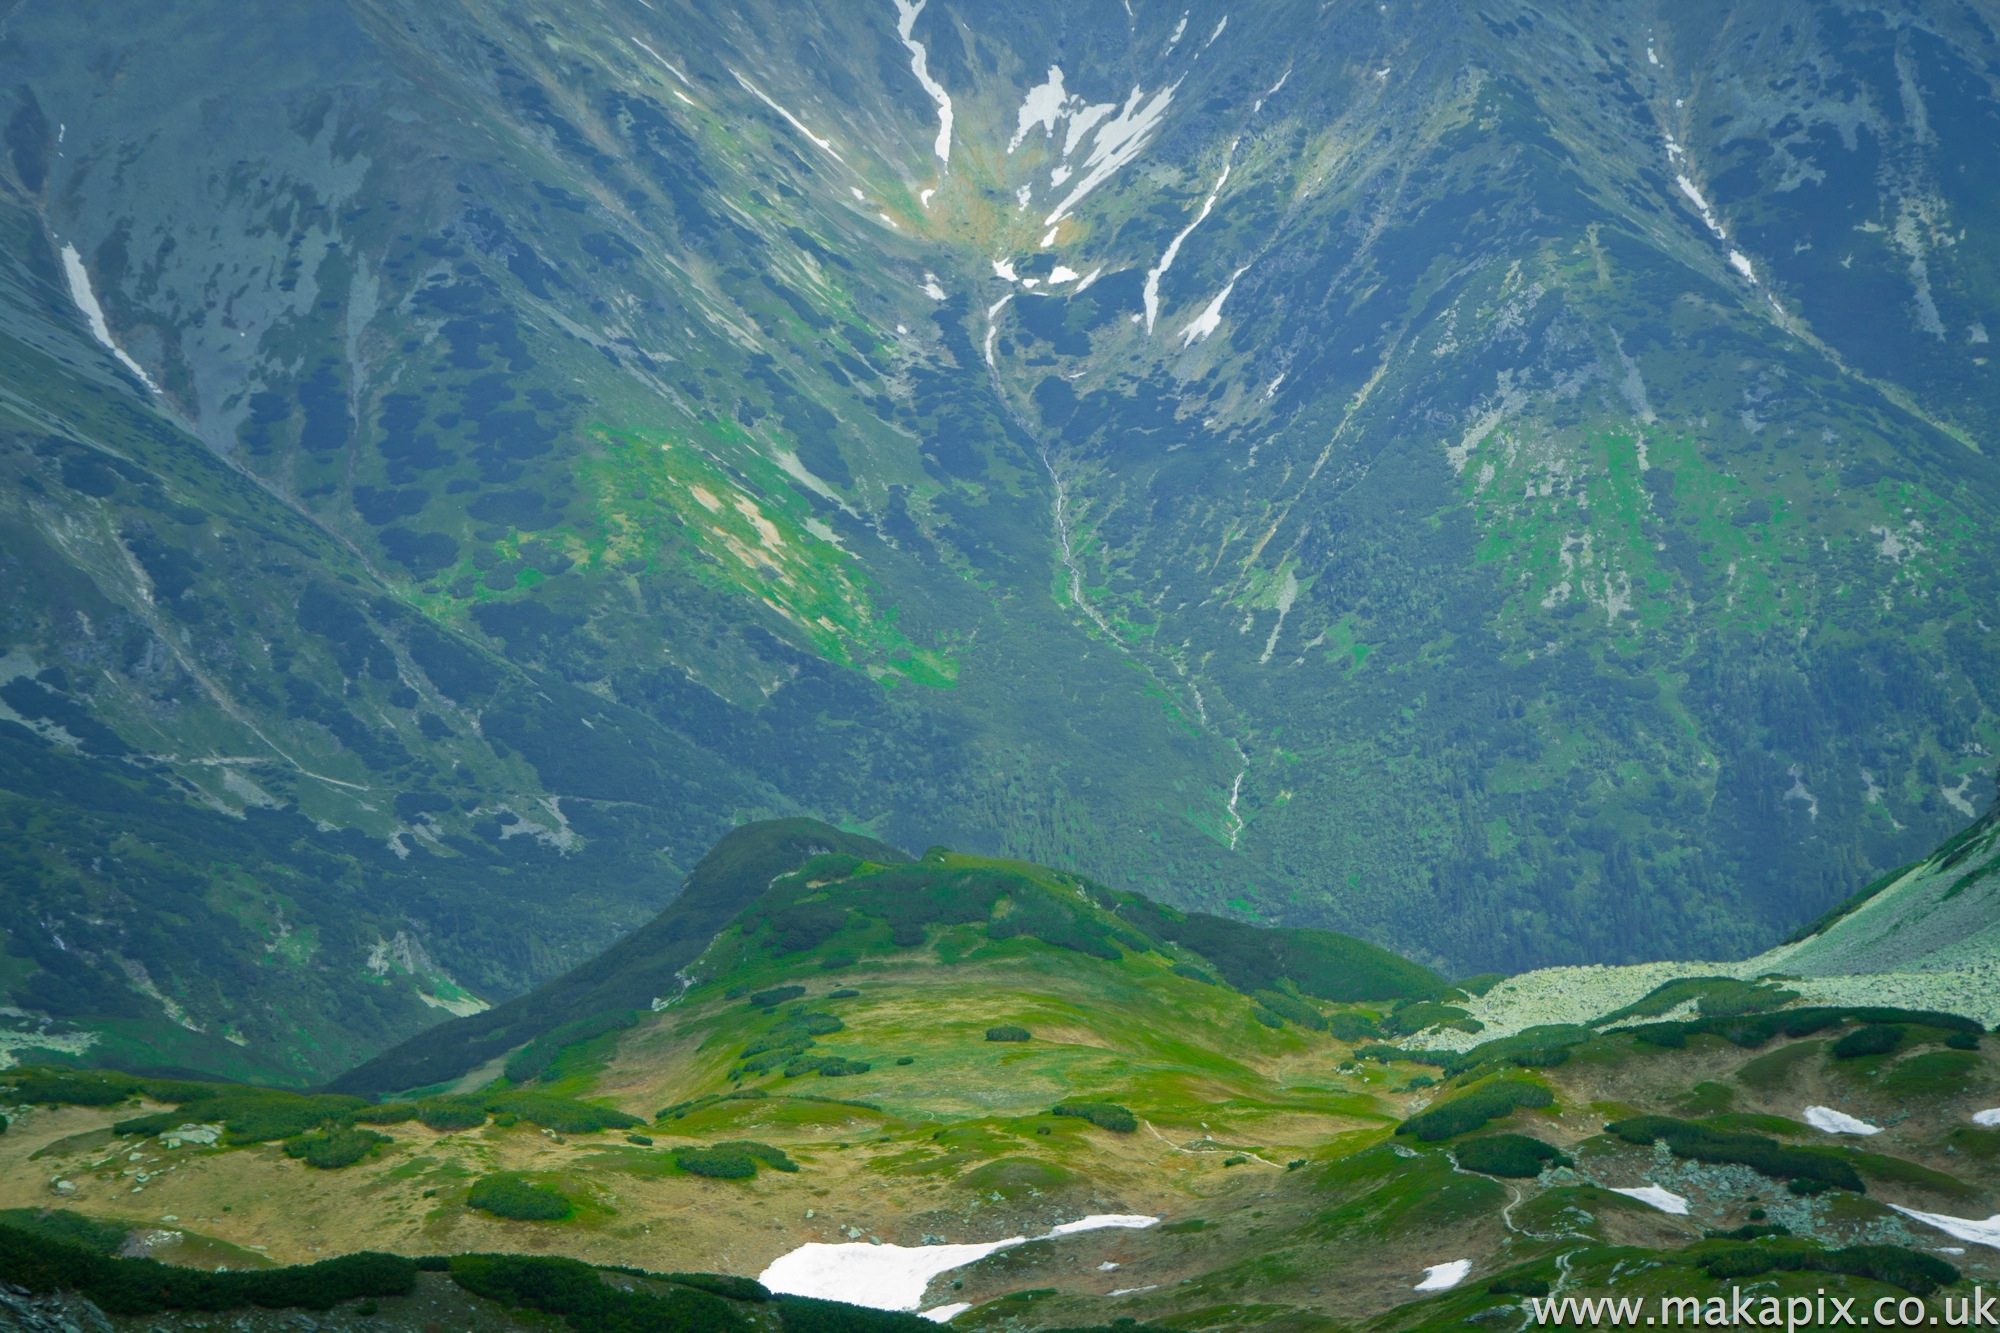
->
3;1071;134;1105
740;1042;813;1074
1253;1008;1285;1029
466;1173;573;1221
1253;991;1328;1030
1329;1012;1381;1042
203;1094;369;1145
112;1112;181;1138
1699;1242;1957;1296
1454;1134;1571;1178
1171;963;1219;985
1352;1043;1450;1067
751;986;806;1008
784;1056;832;1077
448;1253;747;1333
780;1013;845;1037
1832;1024;1904;1059
778;1293;938;1333
1947;1030;1982;1051
0;1221;415;1314
1380;1001;1475;1037
667;1272;771;1301
483;1092;642;1134
677;1148;758;1179
895;1056;914;1066
351;1102;417;1125
627;1133;654;1146
720;1141;799;1172
1053;1102;1138;1133
828;989;860;999
0;1113;7;1134
817;1059;871;1077
1606;1117;1863;1192
986;1026;1030;1042
1489;1275;1551;1298
415;1097;488;1131
1705;1224;1792;1240
0;1208;127;1255
1396;1079;1553;1142
284;1127;390;1169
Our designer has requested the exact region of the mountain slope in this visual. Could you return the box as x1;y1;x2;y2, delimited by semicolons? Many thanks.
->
2;0;2000;1077
1762;789;2000;978
330;818;915;1094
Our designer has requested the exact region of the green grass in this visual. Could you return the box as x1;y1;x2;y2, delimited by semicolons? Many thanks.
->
1880;1050;1983;1096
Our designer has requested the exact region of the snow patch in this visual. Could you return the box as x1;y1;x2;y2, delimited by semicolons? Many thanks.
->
1803;1106;1881;1136
1676;175;1725;239
732;71;843;162
1047;266;1080;285
60;244;158;392
1611;1185;1690;1215
1415;1260;1471;1291
1010;67;1070;152
921;1304;970;1323
1144;142;1236;333
892;1;954;164
921;273;947;301
1180;267;1246;346
1045;83;1177;225
1890;1206;2000;1251
761;1216;1159;1311
1973;1109;2000;1127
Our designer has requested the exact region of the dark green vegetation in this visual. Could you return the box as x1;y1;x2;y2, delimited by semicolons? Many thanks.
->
1396;1078;1554;1142
1606;1116;1865;1192
0;1220;415;1314
282;1126;392;1170
1453;1134;1571;1178
452;1252;932;1333
4;0;2000;1081
1699;1242;1960;1297
1051;1102;1137;1133
2;1064;639;1176
466;1173;574;1221
0;1221;925;1332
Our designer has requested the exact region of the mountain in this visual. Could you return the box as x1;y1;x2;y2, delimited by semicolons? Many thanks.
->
3;818;1998;1331
1763;789;2000;979
334;816;1442;1094
4;0;2000;1079
329;818;916;1094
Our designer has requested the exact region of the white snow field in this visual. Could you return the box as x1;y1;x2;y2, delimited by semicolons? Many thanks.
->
760;1215;1159;1310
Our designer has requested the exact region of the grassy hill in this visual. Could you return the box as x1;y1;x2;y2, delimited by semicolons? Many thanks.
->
328;819;914;1096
